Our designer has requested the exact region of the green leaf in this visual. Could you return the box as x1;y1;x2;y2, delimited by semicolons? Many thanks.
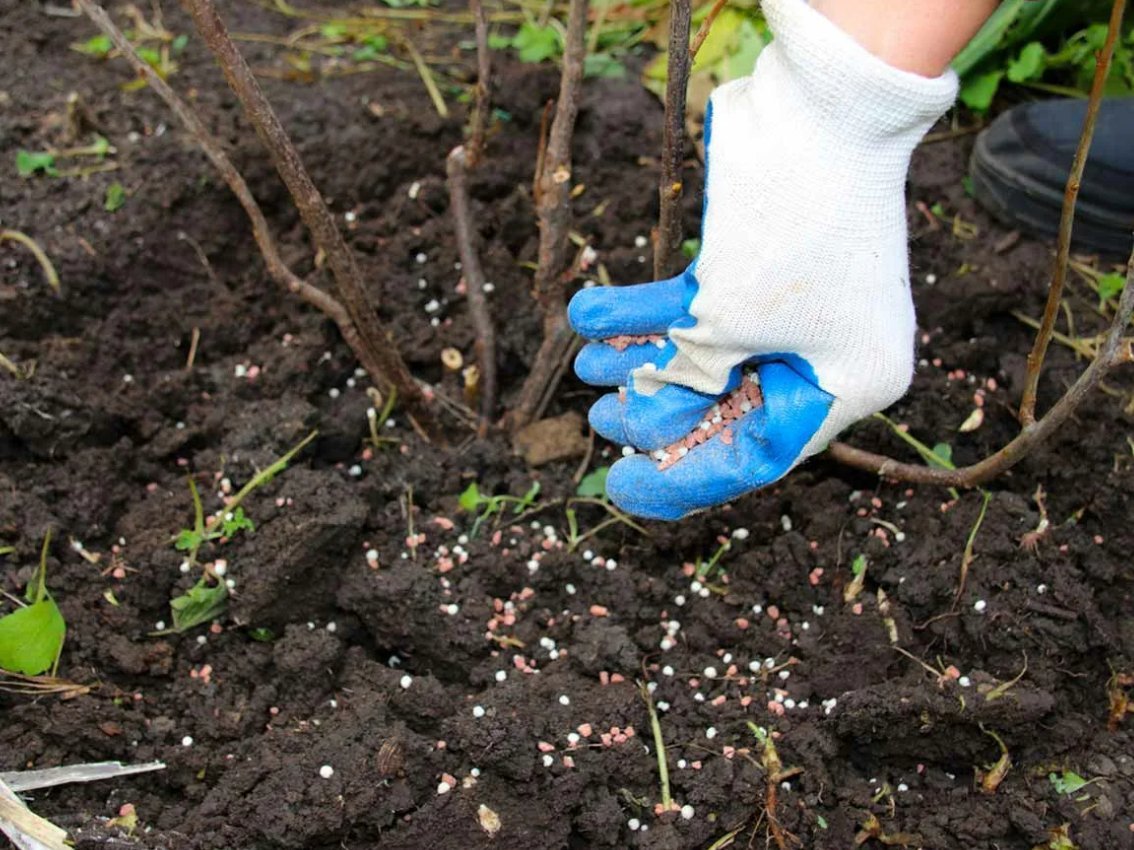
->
136;46;161;66
951;0;1061;77
745;721;768;743
1097;272;1125;304
681;238;700;260
584;52;626;79
929;442;955;469
959;69;1004;111
16;150;58;178
352;34;388;61
104;181;126;212
1048;770;1090;795
174;528;204;552
851;554;868;577
89;135;112;158
458;482;484;513
220;506;255;538
73;34;113;57
170;580;228;632
172;34;189;53
1007;41;1048;82
248;627;276;642
320;22;349;40
512;22;561;63
816;815;828;830
0;598;66;675
487;33;512;50
575;467;609;498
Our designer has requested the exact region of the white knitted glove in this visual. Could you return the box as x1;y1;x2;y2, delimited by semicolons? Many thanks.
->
567;0;958;519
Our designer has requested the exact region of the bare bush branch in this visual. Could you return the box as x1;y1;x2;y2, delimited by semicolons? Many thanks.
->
444;0;497;435
689;0;728;62
76;0;418;416
653;0;692;281
467;0;491;167
1019;0;1128;425
447;147;497;435
511;0;589;429
174;0;438;436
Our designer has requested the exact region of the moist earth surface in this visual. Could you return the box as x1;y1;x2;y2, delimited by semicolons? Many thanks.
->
2;2;1132;849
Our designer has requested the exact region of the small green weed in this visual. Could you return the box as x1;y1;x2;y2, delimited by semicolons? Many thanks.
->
0;532;66;676
170;580;228;633
168;431;316;632
16;136;115;180
1037;824;1079;850
73;34;114;57
105;181;127;212
574;465;609;498
16;150;58;178
459;480;541;537
843;553;868;603
1048;769;1098;796
72;8;189;88
692;535;733;590
562;465;649;552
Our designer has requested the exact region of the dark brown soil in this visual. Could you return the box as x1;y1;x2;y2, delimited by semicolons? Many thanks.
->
2;3;1133;849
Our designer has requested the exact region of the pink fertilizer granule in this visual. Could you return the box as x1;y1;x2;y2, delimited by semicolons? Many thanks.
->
656;373;763;470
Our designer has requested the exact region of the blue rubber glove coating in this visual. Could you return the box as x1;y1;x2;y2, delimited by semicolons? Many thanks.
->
569;274;691;386
603;359;834;520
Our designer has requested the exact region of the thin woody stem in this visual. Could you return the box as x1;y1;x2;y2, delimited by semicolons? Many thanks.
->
1017;0;1126;425
654;0;693;281
467;0;491;167
178;0;438;436
75;0;390;412
511;0;589;429
689;0;729;62
447;147;498;435
443;0;497;435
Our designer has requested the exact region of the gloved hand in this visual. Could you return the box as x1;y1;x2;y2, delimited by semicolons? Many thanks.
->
568;0;958;520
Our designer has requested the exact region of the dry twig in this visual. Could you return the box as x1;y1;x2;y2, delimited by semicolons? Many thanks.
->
0;778;69;850
0;230;61;294
511;0;589;429
1019;0;1128;425
654;0;693;281
89;0;436;434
